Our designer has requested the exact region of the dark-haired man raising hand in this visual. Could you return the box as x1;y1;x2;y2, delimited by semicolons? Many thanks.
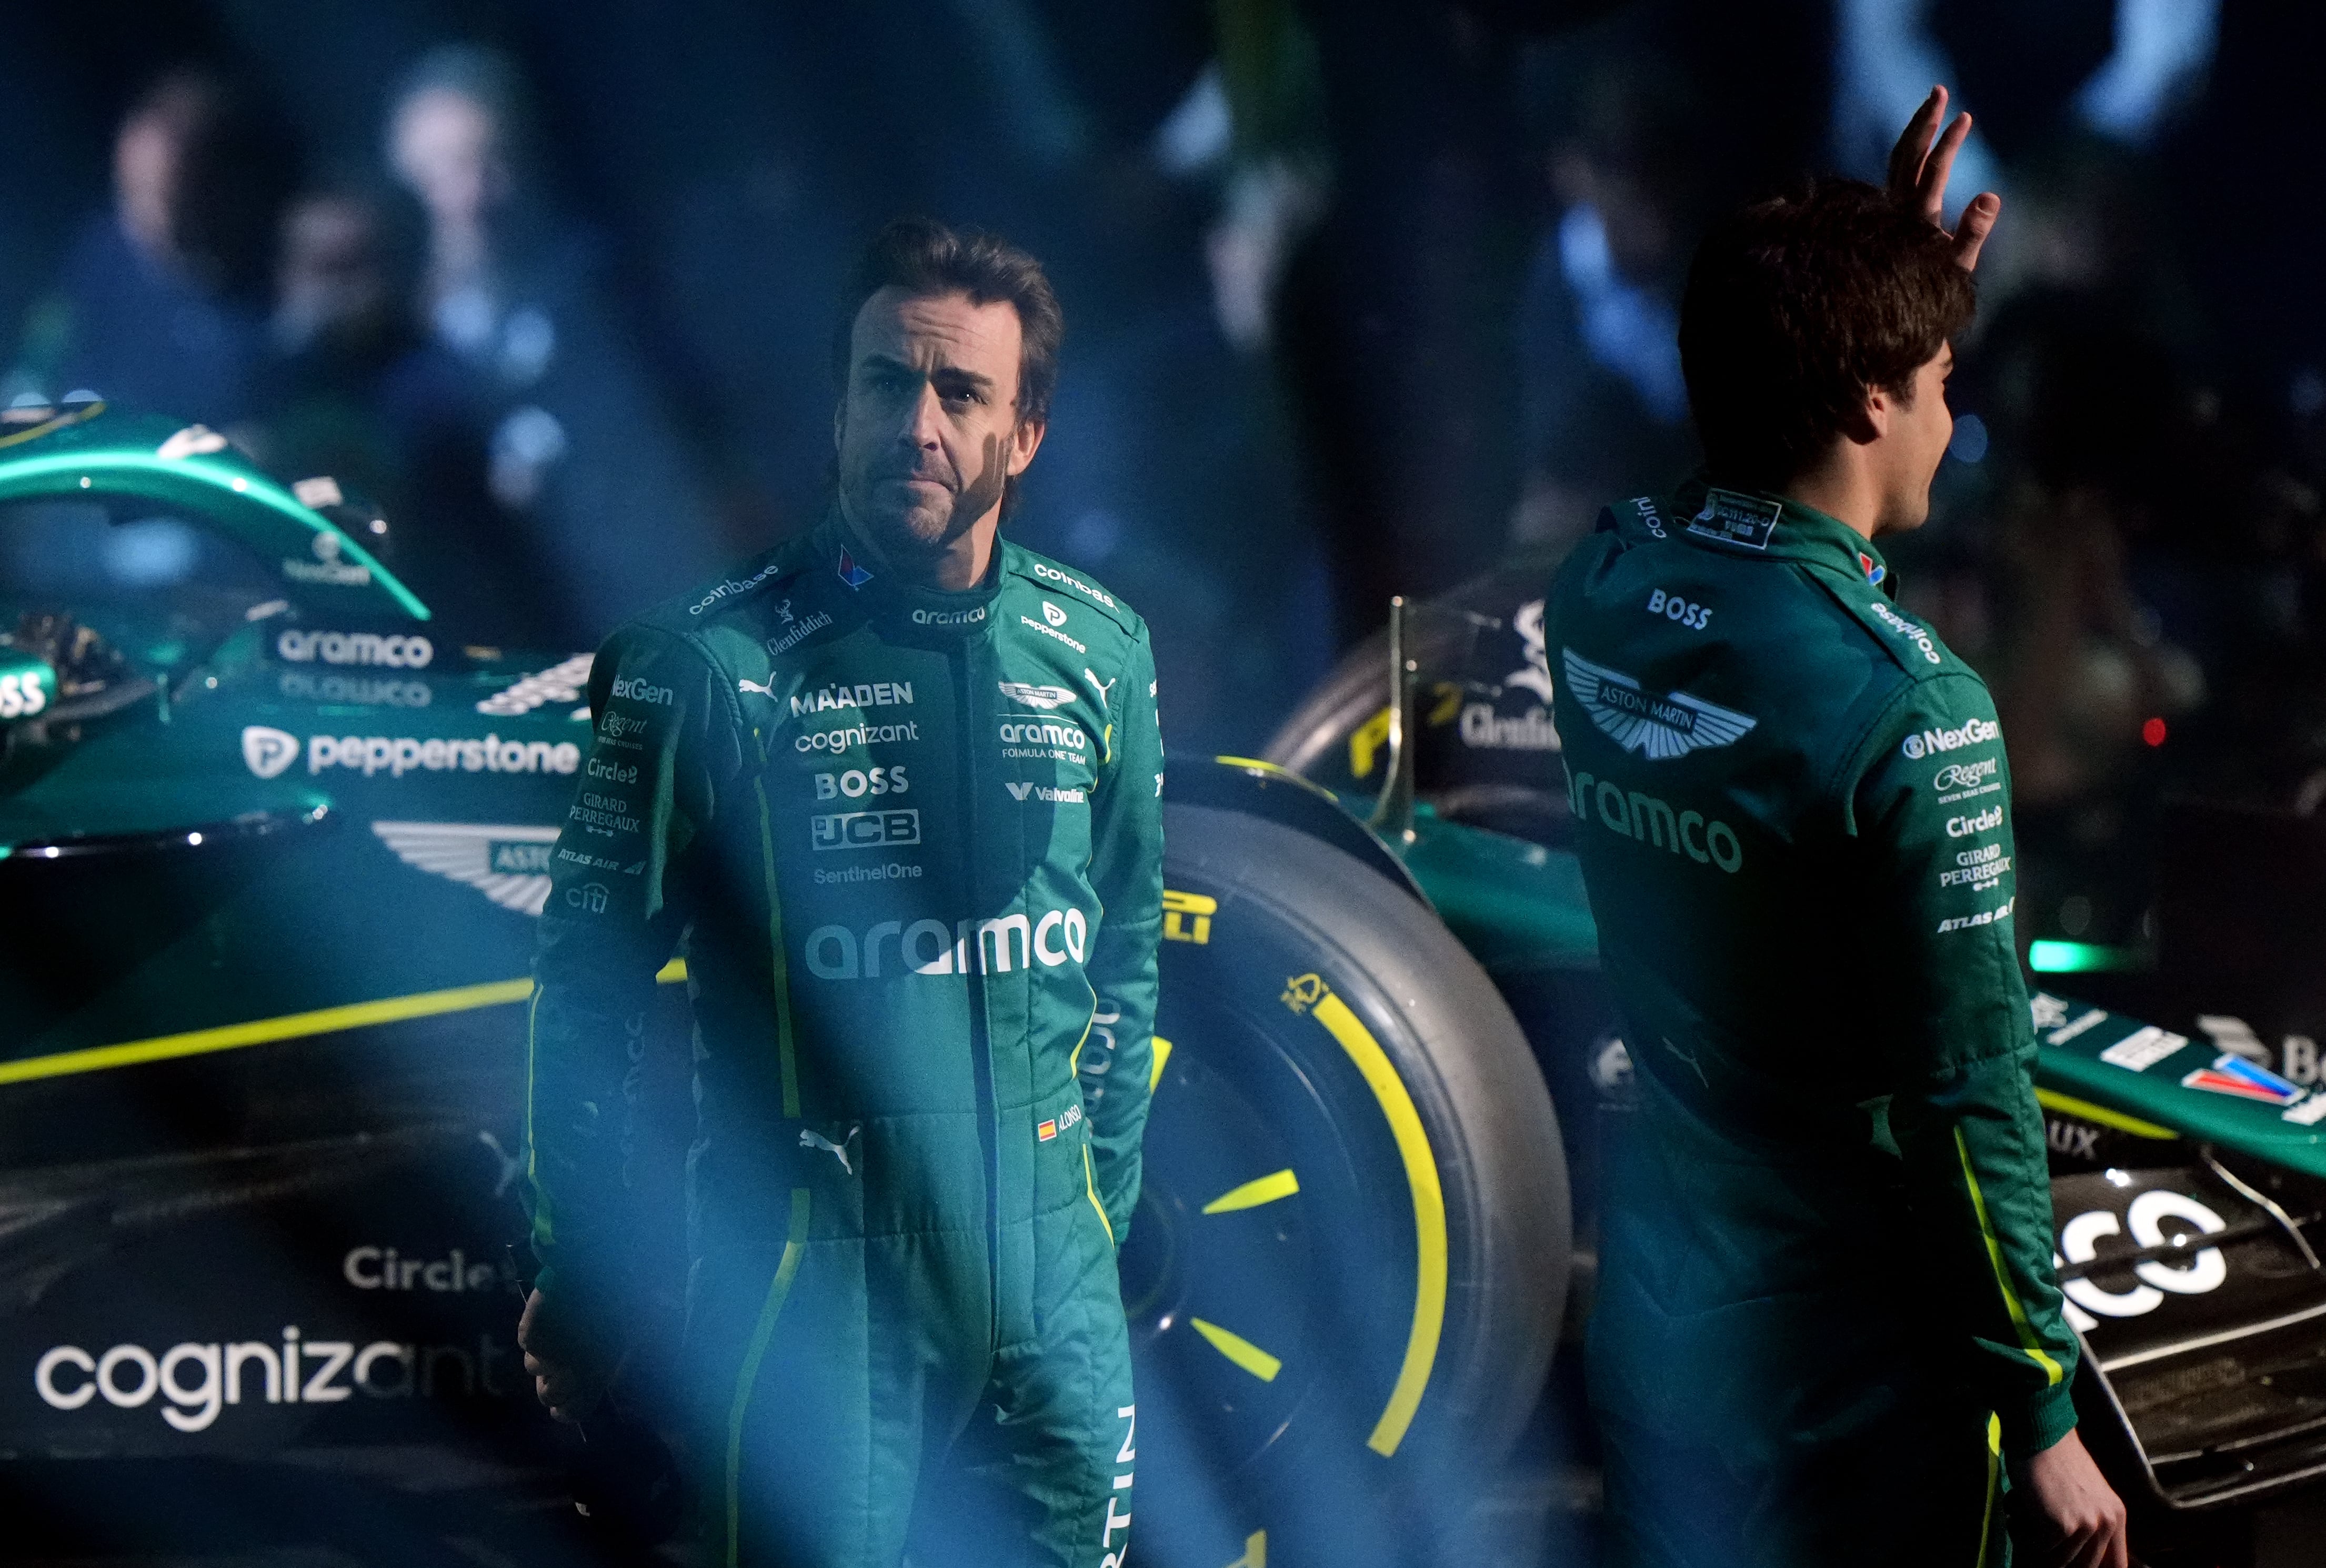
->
1551;92;2129;1567
518;218;1164;1568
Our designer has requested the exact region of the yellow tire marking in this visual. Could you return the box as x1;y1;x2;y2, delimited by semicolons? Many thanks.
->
1162;889;1218;944
1348;707;1392;780
2033;1088;2176;1140
1149;1036;1174;1092
2;961;692;1089
1209;755;1342;803
1311;989;1446;1456
1202;1169;1300;1214
1190;1317;1282;1382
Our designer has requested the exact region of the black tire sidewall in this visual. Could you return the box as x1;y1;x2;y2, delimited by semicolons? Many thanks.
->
1138;805;1569;1557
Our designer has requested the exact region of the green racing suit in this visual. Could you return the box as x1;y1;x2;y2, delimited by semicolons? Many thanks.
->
526;511;1164;1567
1548;481;2079;1567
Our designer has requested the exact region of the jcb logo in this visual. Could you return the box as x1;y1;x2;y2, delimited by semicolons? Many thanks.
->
810;810;919;852
1162;889;1216;944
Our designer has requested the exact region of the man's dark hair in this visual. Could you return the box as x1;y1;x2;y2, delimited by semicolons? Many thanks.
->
833;217;1064;516
1679;178;1974;489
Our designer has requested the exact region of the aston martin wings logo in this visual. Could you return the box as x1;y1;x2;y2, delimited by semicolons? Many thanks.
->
999;681;1077;710
372;821;563;914
1560;648;1757;760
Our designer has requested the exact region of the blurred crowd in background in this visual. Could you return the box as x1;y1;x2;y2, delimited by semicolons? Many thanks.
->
4;0;2324;949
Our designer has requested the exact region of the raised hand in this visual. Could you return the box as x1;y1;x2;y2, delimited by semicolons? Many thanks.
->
1887;85;2001;273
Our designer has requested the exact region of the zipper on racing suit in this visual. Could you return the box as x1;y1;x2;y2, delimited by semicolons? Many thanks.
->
953;644;1002;1358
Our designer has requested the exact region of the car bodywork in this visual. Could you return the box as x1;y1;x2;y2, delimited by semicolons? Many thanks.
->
0;408;602;1458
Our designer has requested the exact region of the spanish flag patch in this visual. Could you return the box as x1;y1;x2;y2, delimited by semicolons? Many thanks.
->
1037;1118;1058;1142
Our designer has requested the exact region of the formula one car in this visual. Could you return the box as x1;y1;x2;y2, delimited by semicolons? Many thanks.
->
0;404;2320;1568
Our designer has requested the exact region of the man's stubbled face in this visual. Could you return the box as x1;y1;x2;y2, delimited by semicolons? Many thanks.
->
835;287;1039;563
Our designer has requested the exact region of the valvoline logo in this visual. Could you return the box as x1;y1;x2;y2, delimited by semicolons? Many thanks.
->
2181;1052;2306;1107
837;549;873;590
1859;552;1886;586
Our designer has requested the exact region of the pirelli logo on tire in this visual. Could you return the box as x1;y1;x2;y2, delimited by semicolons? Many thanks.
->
1162;889;1216;944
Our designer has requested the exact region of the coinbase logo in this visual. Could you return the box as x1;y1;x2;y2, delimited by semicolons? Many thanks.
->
242;726;299;779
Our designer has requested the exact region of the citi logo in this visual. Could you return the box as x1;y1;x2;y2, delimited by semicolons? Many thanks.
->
811;809;919;851
804;909;1090;979
1902;717;1999;759
1946;806;2004;838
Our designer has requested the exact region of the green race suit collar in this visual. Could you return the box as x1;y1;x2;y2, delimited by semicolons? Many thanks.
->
814;506;1005;632
1667;476;1897;596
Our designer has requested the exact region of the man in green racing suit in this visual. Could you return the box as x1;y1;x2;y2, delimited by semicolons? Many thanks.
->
1549;96;2128;1567
519;220;1164;1567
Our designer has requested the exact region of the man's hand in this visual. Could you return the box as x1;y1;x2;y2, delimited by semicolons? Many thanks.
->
2021;1428;2133;1568
517;1286;608;1425
1887;85;2001;273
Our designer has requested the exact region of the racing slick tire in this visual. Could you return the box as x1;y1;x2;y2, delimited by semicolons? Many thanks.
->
1129;802;1568;1568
